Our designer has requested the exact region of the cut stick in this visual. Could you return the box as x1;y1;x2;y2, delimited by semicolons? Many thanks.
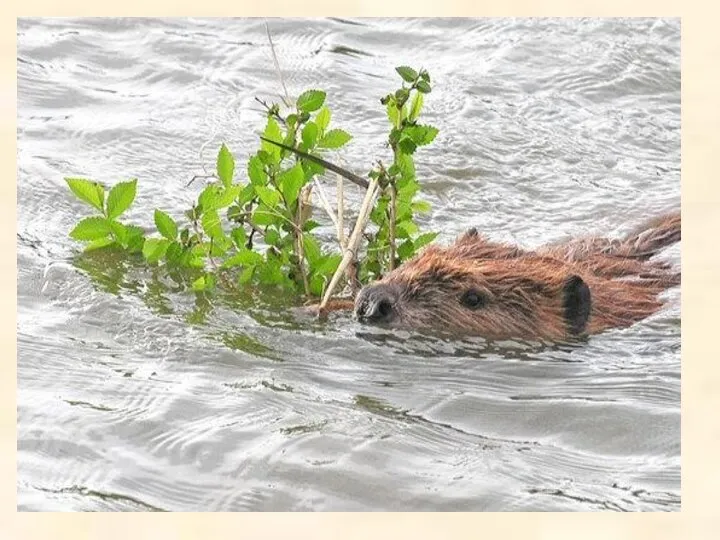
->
319;178;379;311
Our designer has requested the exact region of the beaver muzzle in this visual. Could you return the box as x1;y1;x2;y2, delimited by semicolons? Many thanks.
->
354;284;399;323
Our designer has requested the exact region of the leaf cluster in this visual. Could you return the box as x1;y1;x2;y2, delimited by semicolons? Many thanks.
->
66;67;439;300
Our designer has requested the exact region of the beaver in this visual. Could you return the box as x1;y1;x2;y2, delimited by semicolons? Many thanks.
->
354;212;681;341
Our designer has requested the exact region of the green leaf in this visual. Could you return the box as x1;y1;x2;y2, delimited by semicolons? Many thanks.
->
315;106;331;135
201;209;224;240
231;227;247;249
278;164;305;207
412;200;432;214
105;179;137;220
396;200;413;222
302;121;319;149
413;231;439;250
108;220;129;246
396;153;416;180
238;184;256;206
318;129;353;149
265;229;281;246
405;124;439;146
397;220;419;238
309;273;325;297
396;66;418;83
191;273;217;292
257;150;275;166
315;253;342;277
303;219;321;232
255;185;281;208
84;237;116;252
154;209;178;240
165;241;184;264
126;225;146;253
216;185;243;209
209;235;232;256
192;276;207;291
142;237;170;264
296;90;326;113
65;178;105;213
301;159;325;179
70;217;111;241
398;178;420;199
398;136;417;155
416;80;432;94
408;92;424;122
248;155;267;186
303;234;322;267
198;185;220;212
257;259;286;285
238;266;255;285
217;144;235;188
386;100;399;126
397;239;415;260
221;249;264;269
261;118;283;162
252;204;280;227
395;88;410;105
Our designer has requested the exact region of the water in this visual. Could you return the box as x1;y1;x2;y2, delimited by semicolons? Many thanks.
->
17;17;681;511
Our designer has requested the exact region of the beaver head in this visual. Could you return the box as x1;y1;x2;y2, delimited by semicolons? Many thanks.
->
354;231;593;342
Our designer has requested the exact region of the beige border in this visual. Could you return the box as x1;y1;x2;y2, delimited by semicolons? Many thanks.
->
6;3;719;539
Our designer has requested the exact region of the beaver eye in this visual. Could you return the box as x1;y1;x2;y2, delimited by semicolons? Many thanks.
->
460;289;486;310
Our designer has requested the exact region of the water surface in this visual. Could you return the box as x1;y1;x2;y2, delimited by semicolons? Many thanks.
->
17;17;680;511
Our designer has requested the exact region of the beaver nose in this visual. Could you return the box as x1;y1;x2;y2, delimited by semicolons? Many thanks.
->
354;286;396;323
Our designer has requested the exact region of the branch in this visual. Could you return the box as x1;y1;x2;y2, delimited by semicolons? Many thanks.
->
319;178;380;311
186;174;218;188
265;21;291;108
259;137;370;189
389;185;397;271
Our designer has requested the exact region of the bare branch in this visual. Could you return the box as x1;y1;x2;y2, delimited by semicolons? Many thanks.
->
265;21;291;108
186;174;218;188
259;137;370;189
312;178;339;230
319;178;380;311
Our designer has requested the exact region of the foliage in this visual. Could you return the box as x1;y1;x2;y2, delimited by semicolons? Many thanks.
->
65;66;439;300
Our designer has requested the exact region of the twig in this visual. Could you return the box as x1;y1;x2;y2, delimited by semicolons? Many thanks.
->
189;215;234;291
260;137;370;189
337;172;346;250
312;178;339;230
319;178;380;311
389;184;397;271
295;187;310;296
254;97;287;126
186;174;218;188
265;21;291;108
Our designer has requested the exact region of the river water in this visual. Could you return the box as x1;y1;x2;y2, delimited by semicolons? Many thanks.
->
17;17;680;511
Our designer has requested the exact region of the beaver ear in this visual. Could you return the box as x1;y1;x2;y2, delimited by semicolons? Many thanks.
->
562;275;591;335
455;227;479;244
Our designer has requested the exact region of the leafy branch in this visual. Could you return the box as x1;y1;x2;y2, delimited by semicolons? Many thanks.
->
65;66;439;311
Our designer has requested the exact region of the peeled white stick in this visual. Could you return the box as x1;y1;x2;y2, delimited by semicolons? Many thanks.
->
319;178;380;310
313;178;339;231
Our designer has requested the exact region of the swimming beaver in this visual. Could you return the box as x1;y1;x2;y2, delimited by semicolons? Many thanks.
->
354;212;680;341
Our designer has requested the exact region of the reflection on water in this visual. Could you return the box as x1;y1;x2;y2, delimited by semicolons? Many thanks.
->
18;17;680;511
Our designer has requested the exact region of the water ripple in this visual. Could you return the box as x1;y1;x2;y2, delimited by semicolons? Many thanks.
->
18;17;680;512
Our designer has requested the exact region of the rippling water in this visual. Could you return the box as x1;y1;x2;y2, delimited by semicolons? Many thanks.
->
17;17;680;511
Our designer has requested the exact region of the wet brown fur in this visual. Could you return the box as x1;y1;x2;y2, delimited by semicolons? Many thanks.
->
355;212;681;341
